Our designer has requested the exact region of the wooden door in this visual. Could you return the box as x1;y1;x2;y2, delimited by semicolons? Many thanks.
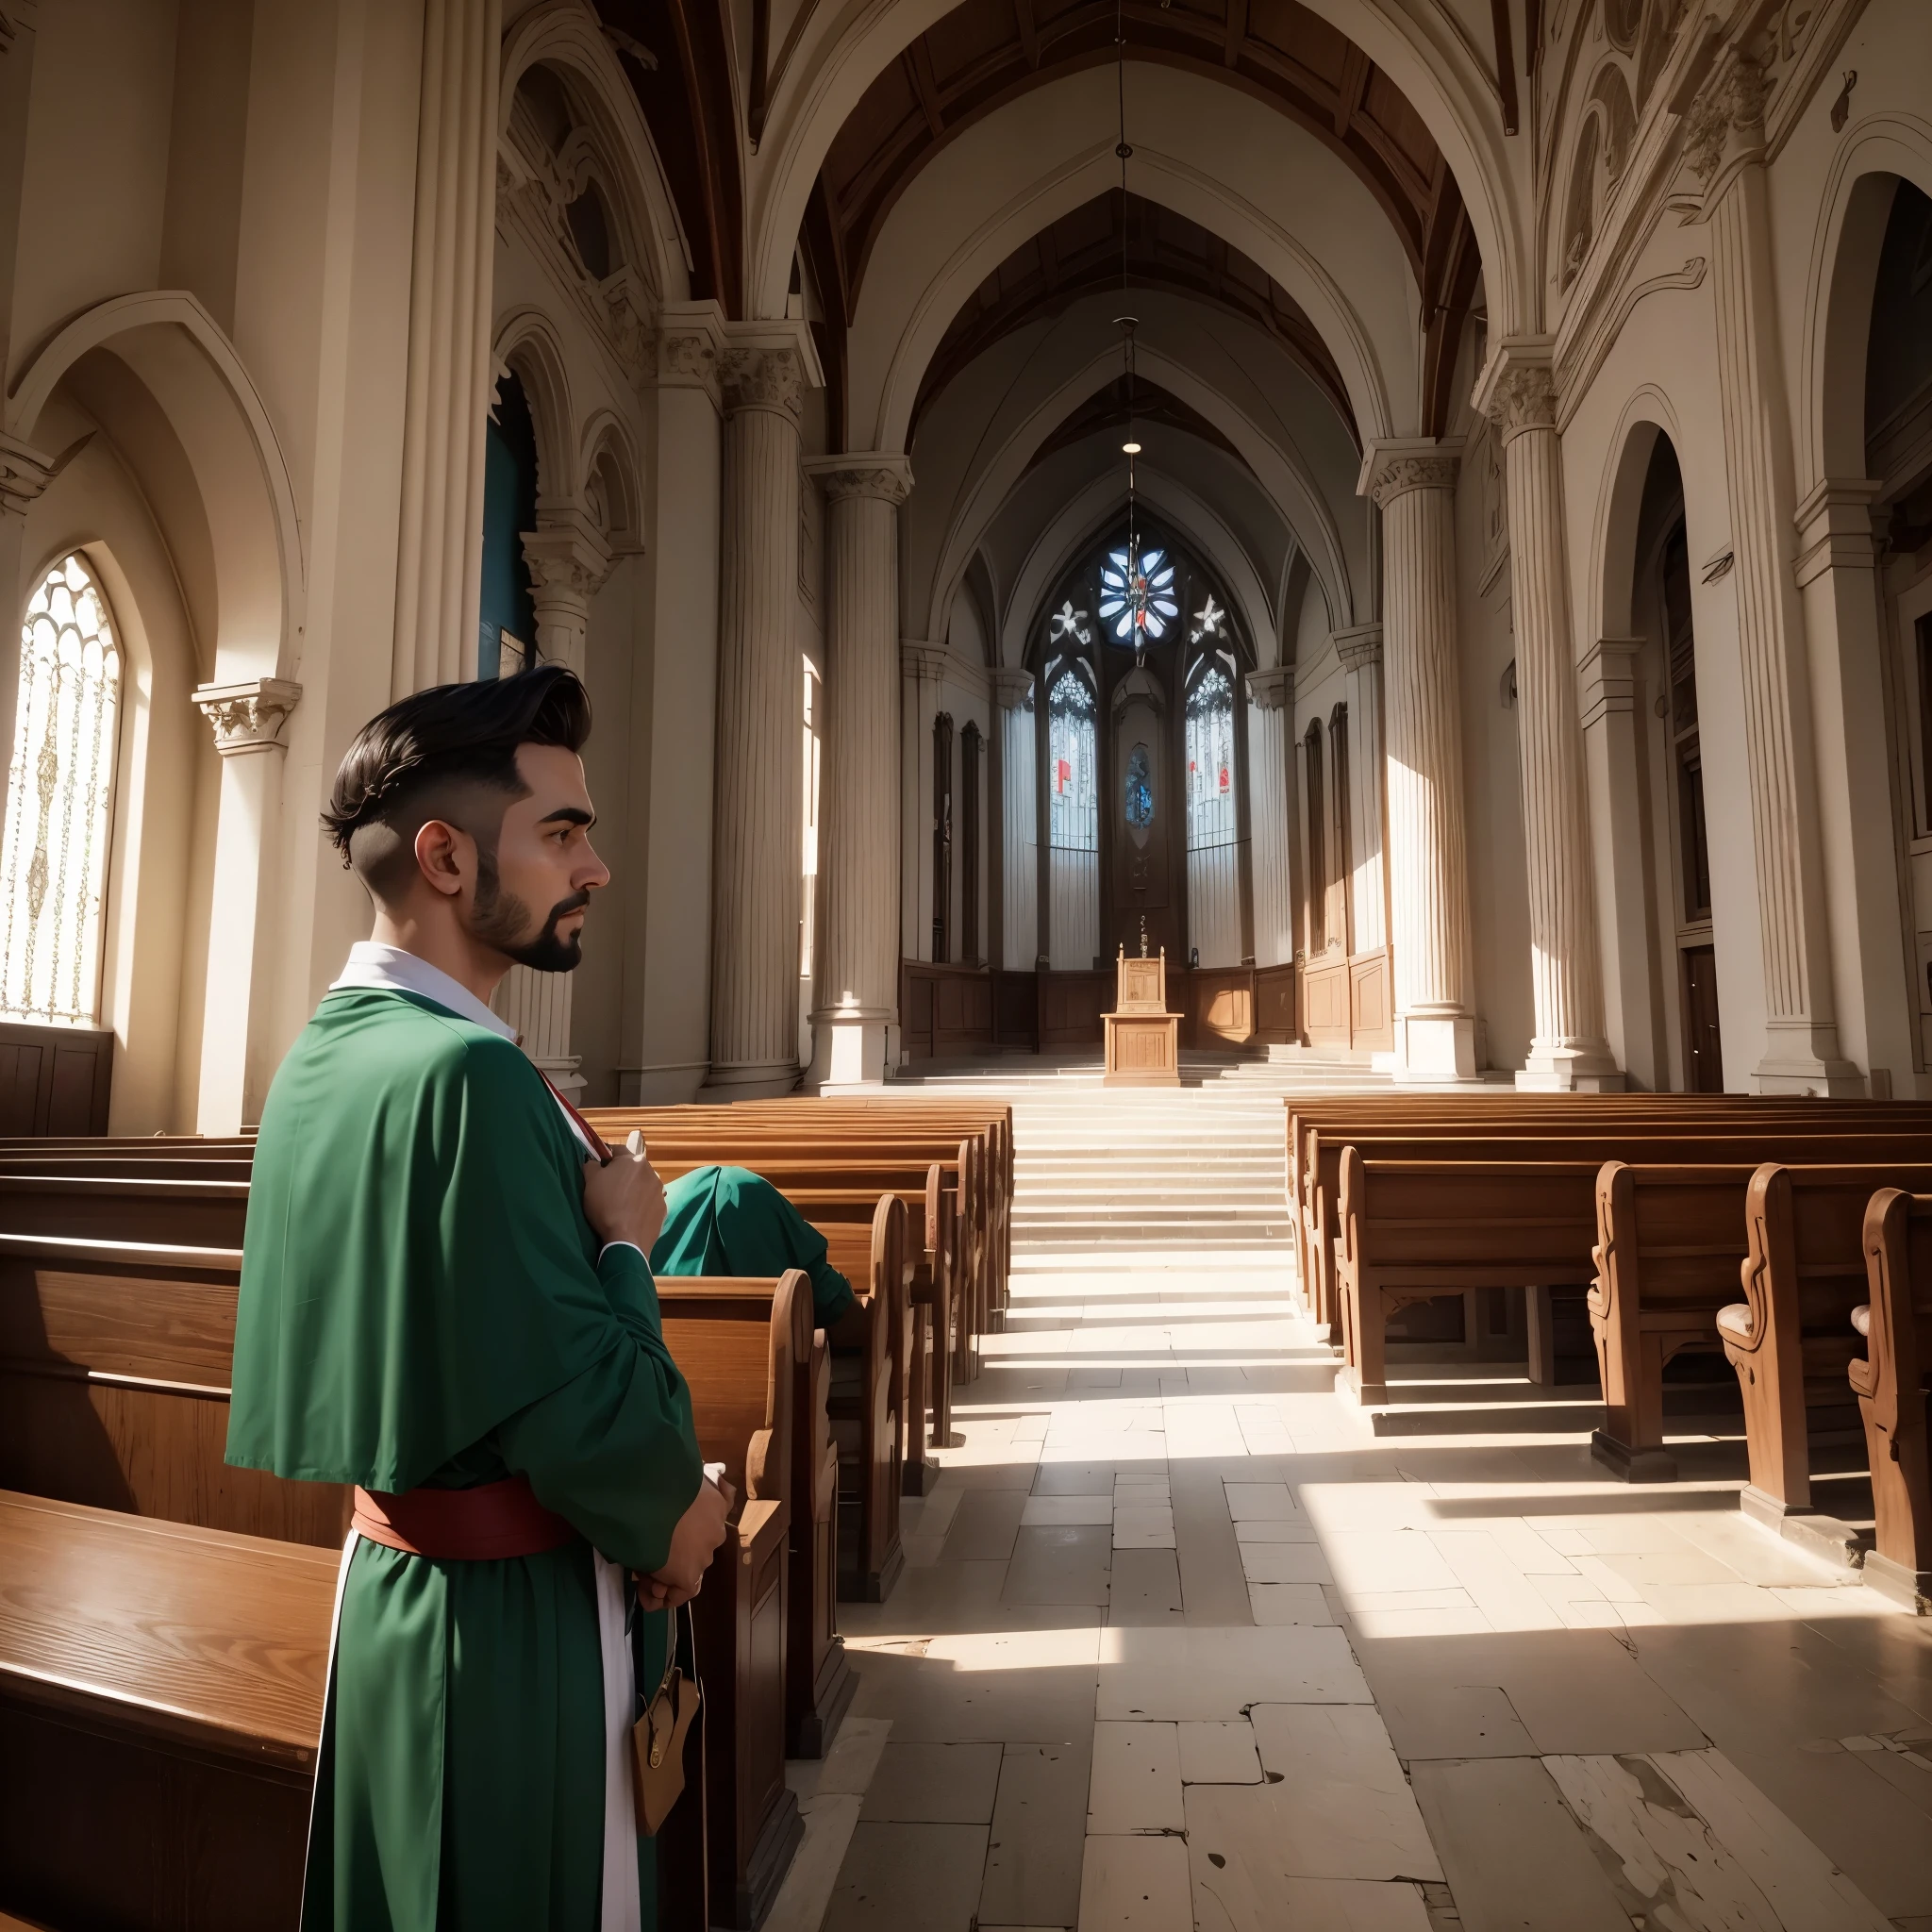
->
1682;945;1724;1092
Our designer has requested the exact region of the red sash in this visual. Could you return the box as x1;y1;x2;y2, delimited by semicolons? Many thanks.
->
352;1475;579;1559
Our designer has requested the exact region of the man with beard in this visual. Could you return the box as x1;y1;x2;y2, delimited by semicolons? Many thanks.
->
226;665;729;1931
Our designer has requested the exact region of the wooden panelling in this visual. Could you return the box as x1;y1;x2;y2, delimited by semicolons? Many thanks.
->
0;1024;112;1138
898;962;996;1058
1256;963;1297;1044
1037;970;1108;1048
1303;954;1351;1047
991;970;1039;1050
1184;968;1255;1046
1349;945;1392;1051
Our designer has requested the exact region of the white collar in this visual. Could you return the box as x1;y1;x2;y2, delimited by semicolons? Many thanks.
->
330;941;516;1041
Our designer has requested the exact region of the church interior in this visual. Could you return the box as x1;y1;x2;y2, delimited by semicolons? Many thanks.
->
3;0;1932;1926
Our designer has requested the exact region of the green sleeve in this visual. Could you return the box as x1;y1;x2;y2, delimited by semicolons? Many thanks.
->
721;1168;858;1329
492;1243;704;1574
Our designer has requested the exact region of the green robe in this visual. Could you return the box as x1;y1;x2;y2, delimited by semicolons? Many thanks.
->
650;1164;857;1329
227;987;704;1931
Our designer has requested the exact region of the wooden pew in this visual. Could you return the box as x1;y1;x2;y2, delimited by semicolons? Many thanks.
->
0;1490;331;1932
1720;1162;1932;1534
654;1274;807;1927
1852;1191;1932;1614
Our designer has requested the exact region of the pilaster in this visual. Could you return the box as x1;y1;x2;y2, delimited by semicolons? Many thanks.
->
1245;667;1294;968
806;452;912;1088
1332;625;1387;958
707;326;816;1095
1688;51;1859;1092
1474;341;1622;1091
1358;440;1478;1080
391;0;504;697
192;678;303;1129
994;669;1037;970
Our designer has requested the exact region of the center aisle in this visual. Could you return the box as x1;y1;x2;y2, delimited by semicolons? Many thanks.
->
790;1074;1923;1932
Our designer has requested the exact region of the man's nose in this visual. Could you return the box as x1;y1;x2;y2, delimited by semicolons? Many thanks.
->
575;840;612;891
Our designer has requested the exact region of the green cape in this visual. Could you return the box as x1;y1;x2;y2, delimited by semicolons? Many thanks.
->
651;1163;857;1328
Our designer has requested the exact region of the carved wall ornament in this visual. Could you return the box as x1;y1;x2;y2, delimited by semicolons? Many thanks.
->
658;328;718;387
1245;666;1293;710
812;461;912;506
1333;625;1384;673
1683;54;1768;185
194;678;303;757
0;431;57;518
1484;360;1558;440
1364;452;1460;505
721;344;804;419
521;525;615;607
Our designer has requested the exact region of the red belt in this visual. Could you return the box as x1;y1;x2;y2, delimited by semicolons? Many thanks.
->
352;1475;579;1559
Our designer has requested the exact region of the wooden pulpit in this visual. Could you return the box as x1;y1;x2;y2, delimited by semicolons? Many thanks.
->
1103;944;1180;1086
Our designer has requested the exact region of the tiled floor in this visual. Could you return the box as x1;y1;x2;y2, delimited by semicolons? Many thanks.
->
798;1074;1932;1932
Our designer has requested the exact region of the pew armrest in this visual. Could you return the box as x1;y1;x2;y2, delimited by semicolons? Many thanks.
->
735;1496;788;1560
1715;1303;1751;1344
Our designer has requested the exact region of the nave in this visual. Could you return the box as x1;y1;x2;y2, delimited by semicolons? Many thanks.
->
790;1075;1932;1932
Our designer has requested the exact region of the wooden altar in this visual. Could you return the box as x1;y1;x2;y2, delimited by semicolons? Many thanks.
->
1103;945;1180;1086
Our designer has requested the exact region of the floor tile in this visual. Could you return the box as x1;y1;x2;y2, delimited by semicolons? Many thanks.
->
1177;1720;1262;1786
1248;1582;1336;1625
1407;1757;1632;1932
1239;1541;1335;1585
825;1822;990;1931
1108;1548;1186;1626
942;1488;1029;1561
1024;1495;1116;1527
1088;1721;1185;1834
859;1741;1005;1824
1077;1833;1193;1931
1005;1525;1114;1606
982;1741;1091;1927
1112;1506;1176;1550
1224;1482;1301;1520
1098;1624;1371;1720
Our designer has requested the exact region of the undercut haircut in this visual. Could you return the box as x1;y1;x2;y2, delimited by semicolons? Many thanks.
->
324;666;592;900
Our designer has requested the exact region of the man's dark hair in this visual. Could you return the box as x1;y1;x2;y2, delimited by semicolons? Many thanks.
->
323;666;591;895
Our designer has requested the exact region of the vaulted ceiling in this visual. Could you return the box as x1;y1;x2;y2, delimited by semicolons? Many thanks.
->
805;0;1480;446
912;191;1354;446
1021;375;1246;476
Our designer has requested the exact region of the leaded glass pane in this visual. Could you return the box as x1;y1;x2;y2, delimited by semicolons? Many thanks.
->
0;557;121;1025
1185;663;1236;850
1047;662;1097;853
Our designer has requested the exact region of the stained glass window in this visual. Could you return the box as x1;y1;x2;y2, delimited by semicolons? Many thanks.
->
1097;548;1178;645
1;557;122;1024
1186;658;1237;850
1046;658;1097;853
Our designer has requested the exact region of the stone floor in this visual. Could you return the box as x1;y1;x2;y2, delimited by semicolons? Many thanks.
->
769;1069;1932;1932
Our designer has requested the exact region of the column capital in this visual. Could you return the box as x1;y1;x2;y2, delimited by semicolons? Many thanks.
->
1357;437;1461;505
194;677;303;757
991;666;1035;709
1793;475;1883;586
1471;338;1557;442
655;299;729;404
1681;48;1767;195
720;319;823;424
901;640;946;682
1333;624;1383;672
0;430;58;519
807;451;913;505
1245;666;1292;710
521;513;614;606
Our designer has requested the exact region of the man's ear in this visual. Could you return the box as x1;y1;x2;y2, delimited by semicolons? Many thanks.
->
413;818;474;900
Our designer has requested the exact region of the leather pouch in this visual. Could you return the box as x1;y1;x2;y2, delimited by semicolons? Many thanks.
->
631;1603;700;1837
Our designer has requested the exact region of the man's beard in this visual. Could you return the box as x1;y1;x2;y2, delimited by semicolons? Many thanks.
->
469;845;590;973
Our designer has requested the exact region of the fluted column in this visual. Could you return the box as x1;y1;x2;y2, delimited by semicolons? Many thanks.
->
192;678;304;1129
1245;667;1293;966
706;334;811;1094
1333;625;1387;957
1359;441;1477;1080
805;453;912;1088
490;518;615;1094
1474;343;1622;1091
1684;53;1857;1091
994;669;1038;970
391;0;503;697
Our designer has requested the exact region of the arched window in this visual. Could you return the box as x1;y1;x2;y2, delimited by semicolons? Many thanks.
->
1186;654;1241;966
1045;656;1098;968
1;556;123;1025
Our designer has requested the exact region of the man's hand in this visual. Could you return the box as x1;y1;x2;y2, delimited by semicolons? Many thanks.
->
639;1473;734;1609
582;1129;667;1255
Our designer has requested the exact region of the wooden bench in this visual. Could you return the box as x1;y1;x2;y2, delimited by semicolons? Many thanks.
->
655;1274;806;1927
0;1490;332;1932
1852;1191;1932;1614
1293;1101;1932;1343
1720;1162;1932;1536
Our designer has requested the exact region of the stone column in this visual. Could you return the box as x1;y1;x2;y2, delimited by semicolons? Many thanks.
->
487;516;614;1095
900;642;945;963
1683;52;1857;1091
1794;478;1915;1091
192;677;303;1129
1474;342;1622;1091
706;331;813;1095
391;0;503;697
1245;667;1293;967
1577;637;1659;1086
1333;625;1387;957
1358;441;1478;1079
993;669;1037;970
627;305;727;1104
805;453;912;1088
